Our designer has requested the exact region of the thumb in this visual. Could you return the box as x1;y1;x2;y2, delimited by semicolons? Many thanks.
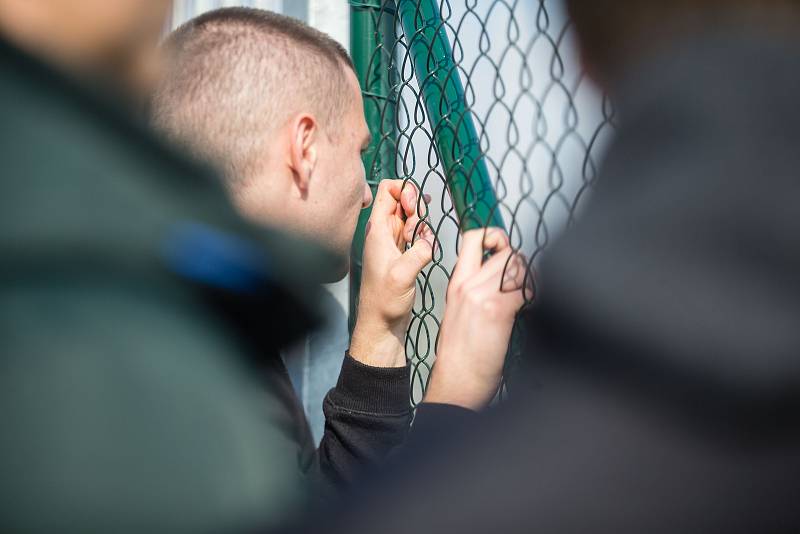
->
391;238;433;288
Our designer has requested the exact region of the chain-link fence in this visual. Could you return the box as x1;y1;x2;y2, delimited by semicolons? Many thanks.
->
349;0;616;405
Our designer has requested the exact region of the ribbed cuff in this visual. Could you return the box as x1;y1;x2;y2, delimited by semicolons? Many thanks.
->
327;352;410;415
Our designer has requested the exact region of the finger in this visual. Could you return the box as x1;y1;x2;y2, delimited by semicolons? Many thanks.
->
503;281;528;310
417;221;435;247
391;238;433;289
465;249;527;293
400;182;420;218
477;270;528;317
499;253;528;293
452;228;509;280
372;179;404;216
402;214;422;244
451;230;487;280
482;228;512;255
496;286;527;319
415;222;438;257
463;248;515;291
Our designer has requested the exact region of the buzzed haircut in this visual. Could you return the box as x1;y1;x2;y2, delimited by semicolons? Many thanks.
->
565;0;800;82
151;7;356;182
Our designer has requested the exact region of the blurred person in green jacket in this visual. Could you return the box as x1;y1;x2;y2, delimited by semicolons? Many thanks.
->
0;0;314;531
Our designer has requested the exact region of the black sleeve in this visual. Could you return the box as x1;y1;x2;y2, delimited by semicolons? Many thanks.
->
408;402;477;435
309;352;413;491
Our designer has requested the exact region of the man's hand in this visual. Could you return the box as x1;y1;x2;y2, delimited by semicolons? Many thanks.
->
423;228;528;410
349;179;434;368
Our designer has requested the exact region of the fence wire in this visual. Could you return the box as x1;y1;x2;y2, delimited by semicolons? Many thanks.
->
352;0;615;406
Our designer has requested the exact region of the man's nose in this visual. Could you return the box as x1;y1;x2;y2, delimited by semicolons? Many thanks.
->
362;182;373;209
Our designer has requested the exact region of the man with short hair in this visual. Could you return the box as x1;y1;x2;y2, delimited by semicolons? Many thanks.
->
153;9;371;261
150;5;527;493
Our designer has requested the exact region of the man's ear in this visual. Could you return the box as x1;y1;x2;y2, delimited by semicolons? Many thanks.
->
288;113;318;198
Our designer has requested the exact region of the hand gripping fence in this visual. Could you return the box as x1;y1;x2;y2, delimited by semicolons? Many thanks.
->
348;0;616;406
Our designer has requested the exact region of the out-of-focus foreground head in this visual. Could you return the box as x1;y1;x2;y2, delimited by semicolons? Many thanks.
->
0;0;171;95
151;8;373;279
565;0;800;88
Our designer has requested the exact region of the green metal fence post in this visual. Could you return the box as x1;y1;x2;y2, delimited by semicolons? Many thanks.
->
397;0;506;231
348;0;398;334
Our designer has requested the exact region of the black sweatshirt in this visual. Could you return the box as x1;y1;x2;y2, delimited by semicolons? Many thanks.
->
262;350;413;493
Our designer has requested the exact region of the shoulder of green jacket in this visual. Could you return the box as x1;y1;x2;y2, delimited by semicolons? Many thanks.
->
0;36;342;350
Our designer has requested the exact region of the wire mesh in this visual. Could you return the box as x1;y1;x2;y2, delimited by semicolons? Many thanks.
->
351;0;616;406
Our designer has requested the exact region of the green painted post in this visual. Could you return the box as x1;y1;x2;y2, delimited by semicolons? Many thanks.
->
348;0;398;334
397;0;505;231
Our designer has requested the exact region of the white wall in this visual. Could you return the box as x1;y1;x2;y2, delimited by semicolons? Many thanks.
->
171;0;286;28
307;0;349;48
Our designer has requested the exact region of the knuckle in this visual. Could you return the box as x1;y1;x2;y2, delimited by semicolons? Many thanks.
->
410;246;426;263
387;265;406;288
467;290;484;308
377;179;394;196
448;280;464;299
480;298;499;316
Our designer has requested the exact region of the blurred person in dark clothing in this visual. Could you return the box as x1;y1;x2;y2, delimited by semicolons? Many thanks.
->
0;0;311;531
286;1;800;533
0;1;525;531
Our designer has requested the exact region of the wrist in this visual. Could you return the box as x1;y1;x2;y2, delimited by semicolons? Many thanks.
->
423;362;496;411
349;319;407;368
